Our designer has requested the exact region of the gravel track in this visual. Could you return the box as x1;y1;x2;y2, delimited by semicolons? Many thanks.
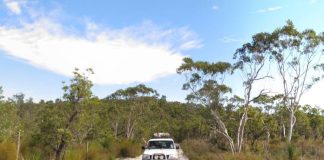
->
118;149;188;160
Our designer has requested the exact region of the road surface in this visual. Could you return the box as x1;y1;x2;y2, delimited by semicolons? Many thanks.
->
118;149;188;160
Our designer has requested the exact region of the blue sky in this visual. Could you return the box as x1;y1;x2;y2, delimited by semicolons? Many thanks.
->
0;0;323;106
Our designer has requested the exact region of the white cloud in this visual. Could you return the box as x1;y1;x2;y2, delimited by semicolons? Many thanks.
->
179;40;202;50
256;6;282;13
212;5;219;11
0;19;201;85
101;21;202;51
3;0;23;15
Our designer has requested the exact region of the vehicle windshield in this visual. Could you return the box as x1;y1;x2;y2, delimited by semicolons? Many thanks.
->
147;140;175;149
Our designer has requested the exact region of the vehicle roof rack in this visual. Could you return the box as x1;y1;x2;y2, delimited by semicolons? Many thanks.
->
153;132;171;138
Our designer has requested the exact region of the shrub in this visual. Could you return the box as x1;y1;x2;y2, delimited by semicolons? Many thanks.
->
63;142;114;160
181;139;221;160
115;139;141;158
287;143;295;160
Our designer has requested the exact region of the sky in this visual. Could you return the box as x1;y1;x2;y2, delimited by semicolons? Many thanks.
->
0;0;323;107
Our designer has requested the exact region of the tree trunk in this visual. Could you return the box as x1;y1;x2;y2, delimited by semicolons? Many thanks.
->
126;110;133;139
86;141;89;160
282;123;286;139
237;108;248;153
211;109;236;154
287;110;296;142
55;110;78;160
126;117;131;139
55;139;66;160
267;130;270;144
266;129;270;151
113;122;118;138
16;130;20;160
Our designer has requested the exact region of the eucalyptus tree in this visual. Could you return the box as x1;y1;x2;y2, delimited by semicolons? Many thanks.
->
178;52;272;153
177;58;237;153
107;84;159;139
234;20;324;143
55;68;95;160
233;31;274;152
265;20;323;142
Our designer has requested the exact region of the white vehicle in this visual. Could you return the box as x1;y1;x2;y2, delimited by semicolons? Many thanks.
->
142;133;179;160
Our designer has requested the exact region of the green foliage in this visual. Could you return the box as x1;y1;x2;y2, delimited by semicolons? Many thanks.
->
62;68;94;103
32;102;68;155
108;84;159;100
0;102;17;142
0;20;323;159
0;87;4;100
177;57;232;75
177;57;232;106
1;76;324;159
287;143;296;160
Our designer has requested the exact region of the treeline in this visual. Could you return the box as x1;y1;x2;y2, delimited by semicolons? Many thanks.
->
0;20;324;160
0;82;211;159
1;83;324;160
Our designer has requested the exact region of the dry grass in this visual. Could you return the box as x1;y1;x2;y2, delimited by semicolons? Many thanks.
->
182;139;324;160
0;142;16;160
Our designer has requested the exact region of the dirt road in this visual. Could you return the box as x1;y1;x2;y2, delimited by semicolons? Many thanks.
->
118;149;188;160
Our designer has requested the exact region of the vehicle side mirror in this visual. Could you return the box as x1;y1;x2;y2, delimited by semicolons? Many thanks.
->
142;146;146;150
175;144;180;149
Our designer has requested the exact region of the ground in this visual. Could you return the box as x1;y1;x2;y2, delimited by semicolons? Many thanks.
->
118;149;188;160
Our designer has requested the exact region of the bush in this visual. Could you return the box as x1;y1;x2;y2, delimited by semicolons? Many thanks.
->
115;139;141;158
99;136;115;150
287;143;295;160
181;139;221;160
64;142;114;160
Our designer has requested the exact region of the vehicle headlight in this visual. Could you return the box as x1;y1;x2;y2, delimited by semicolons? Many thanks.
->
142;154;151;160
168;154;178;160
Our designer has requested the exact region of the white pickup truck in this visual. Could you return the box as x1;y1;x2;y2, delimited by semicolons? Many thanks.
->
141;133;179;160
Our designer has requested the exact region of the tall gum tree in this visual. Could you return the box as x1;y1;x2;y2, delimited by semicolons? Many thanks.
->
266;21;323;142
177;58;238;153
242;21;324;143
232;32;273;152
177;52;271;153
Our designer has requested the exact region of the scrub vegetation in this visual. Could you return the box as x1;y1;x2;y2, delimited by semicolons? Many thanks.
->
0;21;324;160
